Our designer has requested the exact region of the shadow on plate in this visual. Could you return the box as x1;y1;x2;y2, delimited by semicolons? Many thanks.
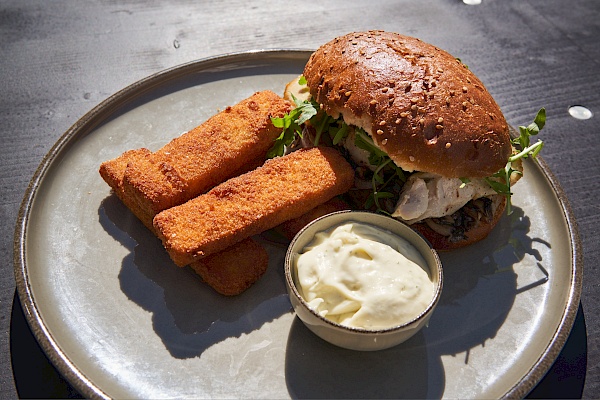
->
12;198;585;398
285;317;434;399
98;194;292;359
284;205;554;398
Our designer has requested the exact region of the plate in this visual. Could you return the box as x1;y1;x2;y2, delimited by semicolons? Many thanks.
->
14;50;583;399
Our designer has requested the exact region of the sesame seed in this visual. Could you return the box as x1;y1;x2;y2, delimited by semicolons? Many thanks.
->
409;156;415;162
411;105;418;111
436;124;443;130
445;142;451;148
411;97;419;104
382;87;388;93
379;120;386;126
345;91;352;96
462;86;468;93
400;112;409;118
395;118;402;124
382;139;388;145
376;129;384;135
438;117;444;123
419;118;425;125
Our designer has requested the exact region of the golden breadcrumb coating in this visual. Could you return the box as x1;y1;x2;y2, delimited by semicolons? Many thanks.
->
153;147;355;266
189;238;269;296
99;148;156;231
120;90;291;227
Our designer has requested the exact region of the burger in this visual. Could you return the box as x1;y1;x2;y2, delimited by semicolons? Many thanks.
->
270;31;544;250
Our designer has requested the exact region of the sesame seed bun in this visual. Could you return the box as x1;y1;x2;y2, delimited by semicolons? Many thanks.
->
303;30;512;178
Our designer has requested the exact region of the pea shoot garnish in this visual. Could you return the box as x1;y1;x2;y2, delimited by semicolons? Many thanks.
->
486;108;546;214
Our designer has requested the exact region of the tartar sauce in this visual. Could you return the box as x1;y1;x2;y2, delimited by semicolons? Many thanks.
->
296;222;434;329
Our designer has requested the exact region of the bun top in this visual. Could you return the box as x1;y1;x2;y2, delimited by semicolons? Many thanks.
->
303;31;511;178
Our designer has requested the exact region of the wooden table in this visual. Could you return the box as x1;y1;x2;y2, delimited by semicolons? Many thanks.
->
2;1;598;398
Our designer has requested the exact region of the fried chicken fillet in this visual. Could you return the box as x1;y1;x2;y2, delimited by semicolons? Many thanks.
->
118;90;291;228
153;147;355;267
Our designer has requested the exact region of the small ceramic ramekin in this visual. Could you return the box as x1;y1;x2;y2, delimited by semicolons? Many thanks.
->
285;210;443;351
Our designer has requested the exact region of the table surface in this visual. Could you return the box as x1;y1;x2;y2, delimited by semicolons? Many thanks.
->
1;0;598;398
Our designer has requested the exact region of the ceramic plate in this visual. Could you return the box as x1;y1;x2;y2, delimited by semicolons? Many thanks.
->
14;50;583;399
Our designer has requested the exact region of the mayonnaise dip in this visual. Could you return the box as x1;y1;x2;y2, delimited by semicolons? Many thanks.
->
296;222;434;329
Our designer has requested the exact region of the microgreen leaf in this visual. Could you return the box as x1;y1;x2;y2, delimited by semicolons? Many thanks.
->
363;145;406;214
331;123;349;145
313;111;335;146
268;95;319;158
490;108;546;214
295;102;318;125
354;128;388;167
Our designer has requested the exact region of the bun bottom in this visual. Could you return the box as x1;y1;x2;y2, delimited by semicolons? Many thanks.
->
411;195;507;251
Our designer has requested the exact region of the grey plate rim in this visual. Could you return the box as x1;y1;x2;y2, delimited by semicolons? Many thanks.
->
12;49;583;400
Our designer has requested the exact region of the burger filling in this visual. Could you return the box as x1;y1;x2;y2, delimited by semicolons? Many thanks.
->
391;173;498;224
269;77;545;243
424;197;495;242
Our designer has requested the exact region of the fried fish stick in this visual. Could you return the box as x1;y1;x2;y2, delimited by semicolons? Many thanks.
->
99;148;156;231
276;197;351;241
121;90;291;228
189;238;269;296
100;149;269;295
153;147;355;267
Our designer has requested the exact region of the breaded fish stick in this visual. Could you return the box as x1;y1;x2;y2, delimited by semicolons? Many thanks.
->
99;148;269;295
121;90;291;228
189;238;269;296
99;148;155;231
153;147;355;267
